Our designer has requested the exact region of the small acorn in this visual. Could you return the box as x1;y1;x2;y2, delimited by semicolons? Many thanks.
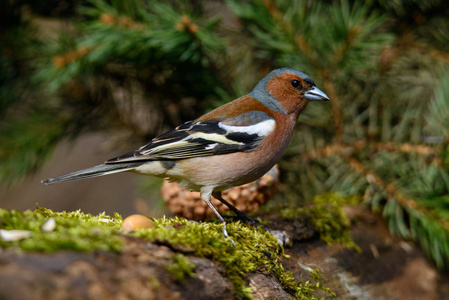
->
122;214;155;232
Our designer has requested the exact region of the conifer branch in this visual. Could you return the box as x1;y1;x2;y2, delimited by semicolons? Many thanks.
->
301;141;441;167
347;157;449;231
260;0;318;68
403;40;449;63
334;26;361;65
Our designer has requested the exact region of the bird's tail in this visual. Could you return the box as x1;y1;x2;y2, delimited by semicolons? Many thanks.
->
41;162;143;185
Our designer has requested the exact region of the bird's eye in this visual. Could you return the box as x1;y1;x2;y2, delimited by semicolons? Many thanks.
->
290;80;301;88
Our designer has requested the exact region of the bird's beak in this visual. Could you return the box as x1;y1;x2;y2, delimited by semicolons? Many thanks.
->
304;86;330;101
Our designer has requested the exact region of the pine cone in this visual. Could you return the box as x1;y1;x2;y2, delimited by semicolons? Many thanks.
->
161;165;279;219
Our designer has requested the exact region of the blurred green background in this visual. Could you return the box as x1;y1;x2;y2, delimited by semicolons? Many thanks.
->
1;0;449;268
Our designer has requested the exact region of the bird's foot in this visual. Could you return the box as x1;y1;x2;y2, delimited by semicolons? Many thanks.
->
231;211;272;233
235;211;260;226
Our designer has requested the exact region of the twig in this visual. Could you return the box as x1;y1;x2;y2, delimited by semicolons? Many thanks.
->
322;74;344;141
301;140;441;167
405;41;449;63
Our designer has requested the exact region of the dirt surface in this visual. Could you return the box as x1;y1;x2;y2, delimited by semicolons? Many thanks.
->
0;236;236;300
276;206;449;300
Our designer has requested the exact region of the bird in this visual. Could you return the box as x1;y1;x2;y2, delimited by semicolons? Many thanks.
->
42;67;330;240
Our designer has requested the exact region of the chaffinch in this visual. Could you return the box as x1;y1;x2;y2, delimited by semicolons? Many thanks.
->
42;67;330;239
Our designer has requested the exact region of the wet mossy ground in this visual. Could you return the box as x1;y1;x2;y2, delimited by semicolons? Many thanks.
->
0;203;343;299
278;193;361;252
2;201;448;299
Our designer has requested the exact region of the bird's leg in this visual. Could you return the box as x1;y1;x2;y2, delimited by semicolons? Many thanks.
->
201;187;234;244
212;191;261;228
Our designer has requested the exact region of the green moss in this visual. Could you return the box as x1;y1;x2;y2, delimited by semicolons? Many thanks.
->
310;268;323;281
281;193;361;252
148;275;160;291
166;253;196;283
131;217;334;299
0;205;123;252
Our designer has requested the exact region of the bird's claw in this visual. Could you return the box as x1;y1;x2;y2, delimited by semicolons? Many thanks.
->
233;211;261;227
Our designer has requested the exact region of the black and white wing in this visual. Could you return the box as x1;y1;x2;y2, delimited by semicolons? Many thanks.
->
106;111;275;163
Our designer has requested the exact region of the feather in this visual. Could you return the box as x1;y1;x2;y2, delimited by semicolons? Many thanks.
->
41;162;142;184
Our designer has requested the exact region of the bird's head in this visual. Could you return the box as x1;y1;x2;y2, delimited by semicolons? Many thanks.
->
249;68;330;115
